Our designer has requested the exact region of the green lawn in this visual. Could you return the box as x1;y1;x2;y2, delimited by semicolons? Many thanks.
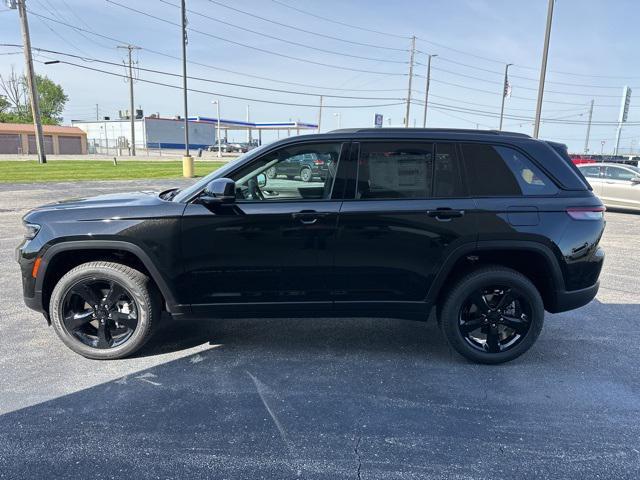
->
0;160;226;183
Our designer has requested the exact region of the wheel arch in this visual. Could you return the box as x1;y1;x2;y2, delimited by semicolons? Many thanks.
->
427;241;565;313
37;240;180;317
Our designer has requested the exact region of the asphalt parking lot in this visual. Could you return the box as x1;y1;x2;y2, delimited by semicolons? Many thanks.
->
0;180;639;479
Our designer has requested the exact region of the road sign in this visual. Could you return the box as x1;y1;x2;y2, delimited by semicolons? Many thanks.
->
374;113;383;128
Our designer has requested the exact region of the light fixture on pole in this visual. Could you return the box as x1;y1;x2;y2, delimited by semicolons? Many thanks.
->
499;63;513;131
211;100;221;158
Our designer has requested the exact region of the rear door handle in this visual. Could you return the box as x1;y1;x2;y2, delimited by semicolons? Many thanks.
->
427;208;465;221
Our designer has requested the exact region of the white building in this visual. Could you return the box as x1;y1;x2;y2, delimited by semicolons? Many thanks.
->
72;115;318;154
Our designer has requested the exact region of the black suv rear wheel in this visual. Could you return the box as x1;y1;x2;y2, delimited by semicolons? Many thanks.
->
439;266;544;364
49;261;160;360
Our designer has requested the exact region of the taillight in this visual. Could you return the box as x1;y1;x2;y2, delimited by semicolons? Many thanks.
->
313;159;325;165
566;206;605;220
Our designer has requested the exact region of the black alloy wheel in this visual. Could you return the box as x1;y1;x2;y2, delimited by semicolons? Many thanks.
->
61;279;138;349
50;261;159;359
439;266;544;364
458;286;532;354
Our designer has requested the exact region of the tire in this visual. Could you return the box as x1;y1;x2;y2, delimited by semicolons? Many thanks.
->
439;266;544;364
300;167;312;182
49;261;160;360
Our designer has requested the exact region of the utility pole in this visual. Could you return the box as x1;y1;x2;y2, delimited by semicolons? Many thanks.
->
180;0;193;176
211;100;221;158
95;103;99;121
583;99;594;154
246;105;251;143
533;0;554;138
499;63;513;131
404;35;416;128
317;95;323;133
422;54;437;128
14;0;46;163
117;44;140;156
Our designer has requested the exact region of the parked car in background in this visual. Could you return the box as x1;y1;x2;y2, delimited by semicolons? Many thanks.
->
578;162;640;211
207;141;246;153
265;152;331;182
17;129;605;364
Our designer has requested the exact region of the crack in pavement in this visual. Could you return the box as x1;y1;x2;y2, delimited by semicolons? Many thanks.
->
354;435;362;480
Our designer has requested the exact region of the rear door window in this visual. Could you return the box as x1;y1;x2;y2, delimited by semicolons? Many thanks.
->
356;142;433;199
461;143;558;196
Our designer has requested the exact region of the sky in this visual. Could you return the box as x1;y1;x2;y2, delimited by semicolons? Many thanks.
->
1;0;640;152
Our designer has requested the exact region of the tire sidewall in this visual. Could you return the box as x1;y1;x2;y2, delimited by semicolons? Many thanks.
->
440;268;544;364
50;264;154;360
300;167;311;182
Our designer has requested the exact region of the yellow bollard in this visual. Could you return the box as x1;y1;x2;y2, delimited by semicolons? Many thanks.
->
182;155;194;178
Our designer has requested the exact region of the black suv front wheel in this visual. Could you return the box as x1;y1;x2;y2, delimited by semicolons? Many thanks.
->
440;267;544;364
50;261;160;360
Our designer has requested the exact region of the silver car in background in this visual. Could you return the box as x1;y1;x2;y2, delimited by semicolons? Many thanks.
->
578;162;640;211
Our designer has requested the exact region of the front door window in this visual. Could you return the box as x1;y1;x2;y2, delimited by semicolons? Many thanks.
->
231;143;341;201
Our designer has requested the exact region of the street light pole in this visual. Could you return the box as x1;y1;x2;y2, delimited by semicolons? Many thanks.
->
584;99;594;154
499;63;513;131
211;100;221;158
15;0;46;163
180;0;193;177
533;0;555;138
422;54;437;128
404;35;416;128
333;112;341;129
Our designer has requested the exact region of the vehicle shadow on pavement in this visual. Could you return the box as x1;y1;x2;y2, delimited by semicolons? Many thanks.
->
2;301;640;479
136;314;451;360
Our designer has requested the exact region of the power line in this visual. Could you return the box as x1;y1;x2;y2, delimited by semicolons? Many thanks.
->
106;0;407;76
37;58;407;109
23;12;408;93
29;46;406;100
410;99;635;125
270;0;410;40
202;0;408;53
158;0;407;64
423;64;626;98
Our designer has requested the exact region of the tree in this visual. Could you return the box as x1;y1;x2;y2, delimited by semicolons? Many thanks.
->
0;67;68;124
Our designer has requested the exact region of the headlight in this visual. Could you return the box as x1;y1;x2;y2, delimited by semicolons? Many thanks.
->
24;223;40;240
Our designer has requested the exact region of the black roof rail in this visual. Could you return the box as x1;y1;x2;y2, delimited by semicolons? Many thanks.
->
327;128;531;138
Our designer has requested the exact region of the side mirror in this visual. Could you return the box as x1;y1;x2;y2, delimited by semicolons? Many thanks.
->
200;178;236;204
256;173;267;188
631;177;640;185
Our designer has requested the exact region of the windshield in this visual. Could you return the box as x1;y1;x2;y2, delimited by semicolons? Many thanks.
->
172;143;273;202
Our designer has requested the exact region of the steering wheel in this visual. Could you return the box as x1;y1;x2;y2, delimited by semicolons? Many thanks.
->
247;177;264;201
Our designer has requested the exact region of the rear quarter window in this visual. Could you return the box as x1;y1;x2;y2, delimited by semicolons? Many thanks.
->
461;143;558;196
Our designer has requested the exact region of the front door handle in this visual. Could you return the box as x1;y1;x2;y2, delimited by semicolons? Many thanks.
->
291;211;330;225
427;208;465;221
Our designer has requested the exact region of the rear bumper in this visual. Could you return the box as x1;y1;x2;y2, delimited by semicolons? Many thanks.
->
547;281;600;313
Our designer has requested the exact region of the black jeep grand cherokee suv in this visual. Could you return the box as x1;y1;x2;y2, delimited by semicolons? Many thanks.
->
17;129;605;363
